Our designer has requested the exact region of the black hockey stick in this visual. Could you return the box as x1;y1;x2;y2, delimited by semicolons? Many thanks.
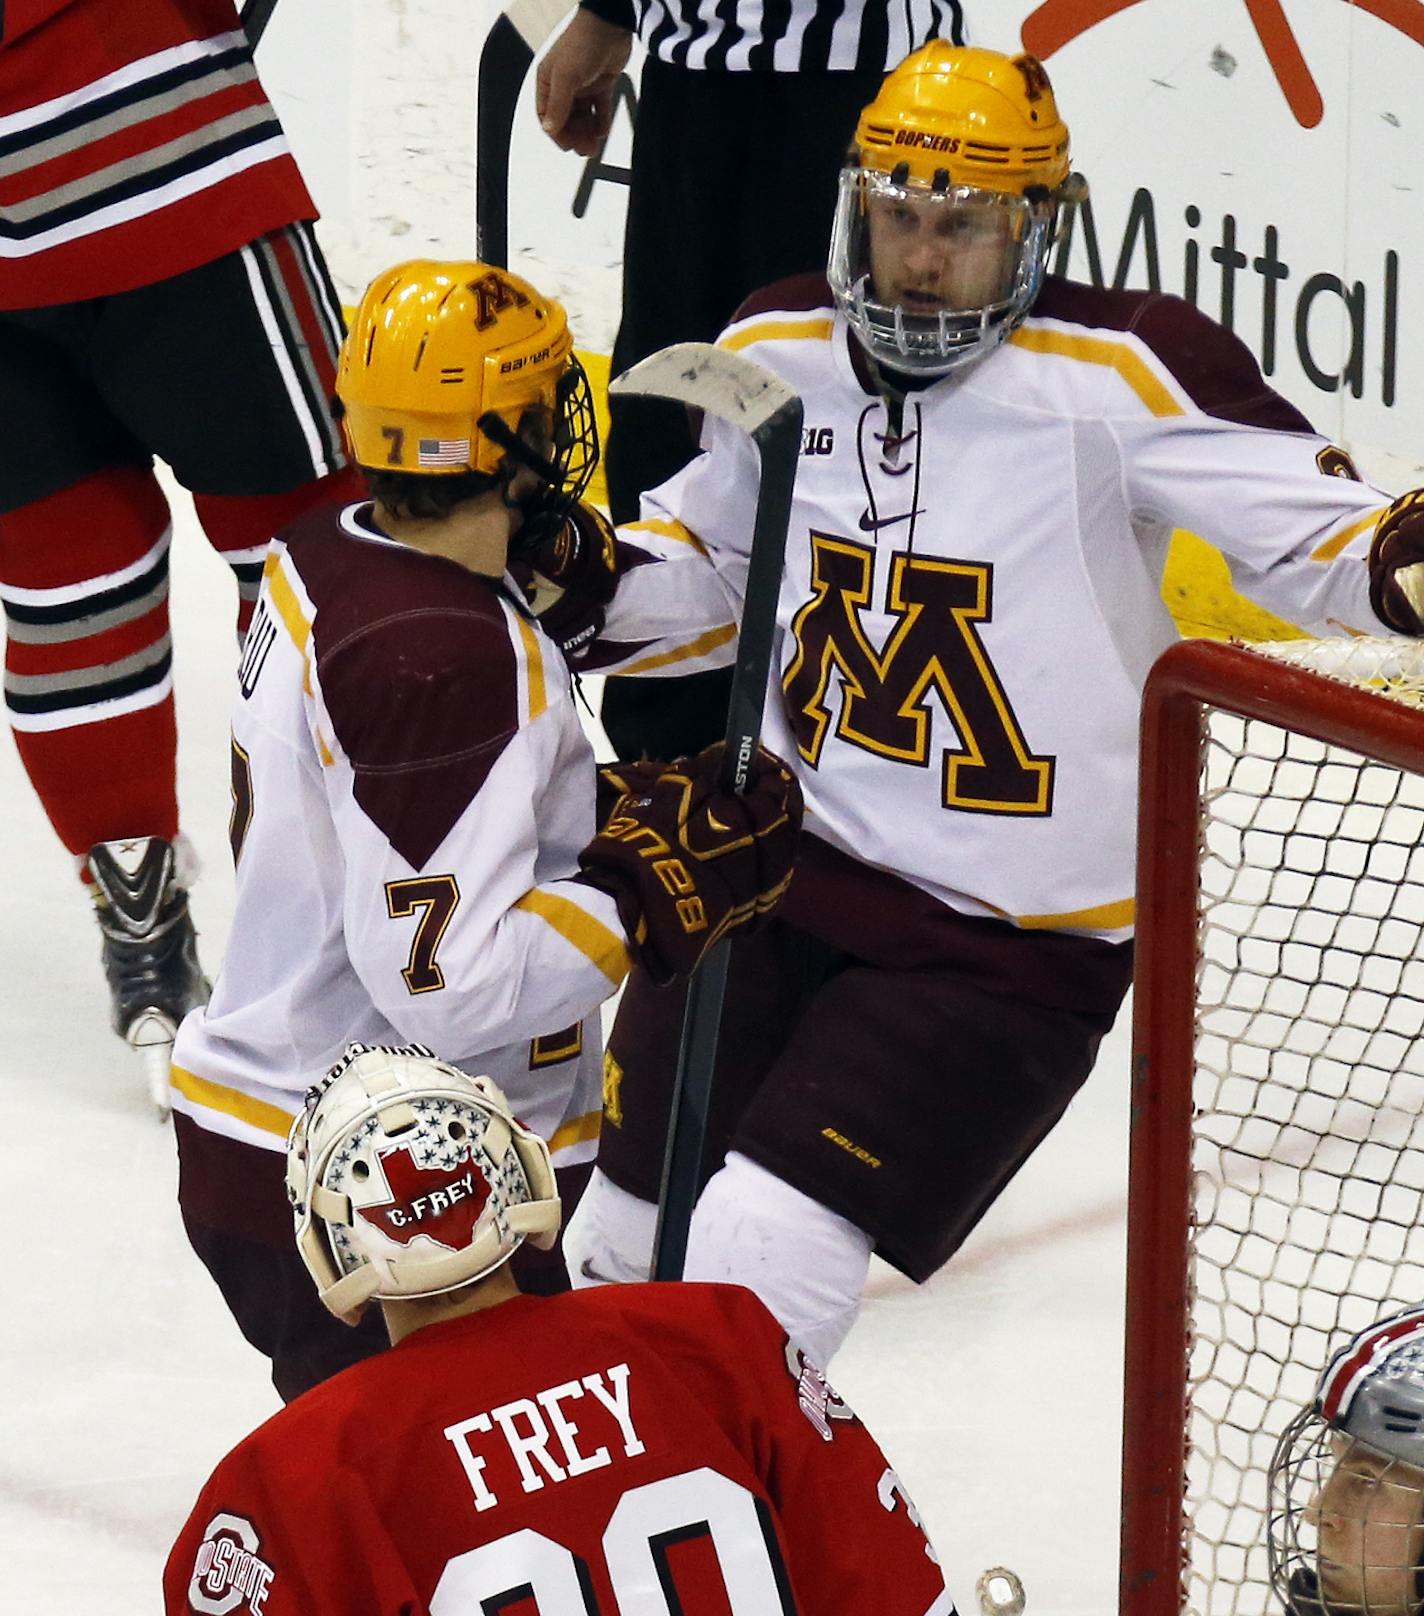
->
477;0;576;266
239;0;281;49
609;343;804;1281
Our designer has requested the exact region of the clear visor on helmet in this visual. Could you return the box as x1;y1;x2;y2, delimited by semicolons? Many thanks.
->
828;167;1056;377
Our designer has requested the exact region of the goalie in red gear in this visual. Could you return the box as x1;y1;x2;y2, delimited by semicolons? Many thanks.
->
164;1043;957;1616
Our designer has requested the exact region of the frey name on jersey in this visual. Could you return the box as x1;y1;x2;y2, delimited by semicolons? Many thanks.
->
443;1361;645;1512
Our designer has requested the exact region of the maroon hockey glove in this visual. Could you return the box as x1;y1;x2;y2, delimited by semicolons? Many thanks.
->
578;743;803;985
521;501;619;661
1369;490;1424;635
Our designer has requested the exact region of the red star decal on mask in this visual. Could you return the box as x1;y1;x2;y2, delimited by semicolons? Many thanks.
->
1021;0;1424;129
355;1145;491;1249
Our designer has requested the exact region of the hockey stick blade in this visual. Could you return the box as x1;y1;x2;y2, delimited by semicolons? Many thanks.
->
612;341;801;794
610;342;799;442
624;343;805;1281
476;0;575;266
503;0;577;51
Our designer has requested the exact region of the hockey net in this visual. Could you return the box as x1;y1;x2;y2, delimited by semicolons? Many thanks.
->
1124;637;1424;1616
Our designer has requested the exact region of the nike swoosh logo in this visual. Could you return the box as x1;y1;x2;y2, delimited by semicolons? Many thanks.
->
858;508;922;532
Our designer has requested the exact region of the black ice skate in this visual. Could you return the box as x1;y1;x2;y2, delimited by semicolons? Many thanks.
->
88;836;211;1114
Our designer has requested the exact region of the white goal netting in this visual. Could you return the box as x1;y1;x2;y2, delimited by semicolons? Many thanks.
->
1178;638;1424;1614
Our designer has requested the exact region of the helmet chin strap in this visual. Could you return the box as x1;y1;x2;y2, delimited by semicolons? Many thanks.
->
477;409;562;487
477;409;568;559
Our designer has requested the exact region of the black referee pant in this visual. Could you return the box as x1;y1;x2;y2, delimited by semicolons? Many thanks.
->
601;58;885;763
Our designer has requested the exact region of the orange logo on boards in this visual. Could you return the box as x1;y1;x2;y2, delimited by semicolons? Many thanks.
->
1021;0;1424;128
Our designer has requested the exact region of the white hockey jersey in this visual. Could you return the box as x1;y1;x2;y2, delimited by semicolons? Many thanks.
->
171;501;629;1166
589;274;1397;944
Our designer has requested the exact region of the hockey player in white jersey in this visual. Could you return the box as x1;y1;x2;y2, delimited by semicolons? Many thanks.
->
531;44;1424;1365
169;260;801;1400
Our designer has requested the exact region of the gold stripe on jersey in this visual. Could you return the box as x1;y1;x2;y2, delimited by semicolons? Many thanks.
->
171;1063;295;1138
263;548;316;695
619;622;737;676
515;612;548;721
1011;895;1136;932
1008;327;1185;420
720;317;834;353
625;517;709;555
515;889;631;985
549;1107;602;1156
1311;506;1389;563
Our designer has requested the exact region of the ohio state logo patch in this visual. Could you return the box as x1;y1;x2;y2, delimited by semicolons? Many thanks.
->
188;1512;275;1615
784;1340;855;1441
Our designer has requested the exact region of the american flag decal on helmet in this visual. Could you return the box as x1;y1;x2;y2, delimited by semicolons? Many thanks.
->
418;438;472;467
1318;1307;1424;1423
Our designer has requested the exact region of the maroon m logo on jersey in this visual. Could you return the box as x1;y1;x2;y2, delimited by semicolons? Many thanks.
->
782;534;1056;815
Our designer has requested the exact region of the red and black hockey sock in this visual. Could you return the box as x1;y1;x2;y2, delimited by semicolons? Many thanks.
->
193;466;365;636
0;465;179;859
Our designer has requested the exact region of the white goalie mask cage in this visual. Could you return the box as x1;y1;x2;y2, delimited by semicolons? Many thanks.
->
1269;1311;1424;1616
286;1043;560;1324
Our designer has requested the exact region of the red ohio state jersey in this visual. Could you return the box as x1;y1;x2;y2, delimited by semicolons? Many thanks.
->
0;0;315;307
165;1283;956;1616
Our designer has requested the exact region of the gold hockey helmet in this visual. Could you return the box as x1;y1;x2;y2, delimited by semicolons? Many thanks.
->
336;260;596;521
854;44;1071;195
829;46;1083;378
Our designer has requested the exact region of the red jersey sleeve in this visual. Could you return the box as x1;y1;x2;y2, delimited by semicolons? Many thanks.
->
724;1289;958;1616
163;1439;420;1616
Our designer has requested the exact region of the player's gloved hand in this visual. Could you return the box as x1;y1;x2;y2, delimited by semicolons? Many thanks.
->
1369;490;1424;634
518;502;619;662
578;742;803;985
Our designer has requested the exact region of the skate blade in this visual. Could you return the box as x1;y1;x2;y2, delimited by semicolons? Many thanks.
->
127;1011;177;1119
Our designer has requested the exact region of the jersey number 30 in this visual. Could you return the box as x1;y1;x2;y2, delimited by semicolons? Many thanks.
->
430;1466;793;1613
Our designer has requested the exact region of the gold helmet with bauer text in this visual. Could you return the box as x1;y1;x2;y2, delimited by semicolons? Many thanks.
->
829;45;1083;377
336;260;597;533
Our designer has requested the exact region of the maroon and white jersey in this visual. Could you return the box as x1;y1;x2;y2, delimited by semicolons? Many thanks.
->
171;501;628;1171
0;0;315;307
165;1282;955;1616
594;274;1398;945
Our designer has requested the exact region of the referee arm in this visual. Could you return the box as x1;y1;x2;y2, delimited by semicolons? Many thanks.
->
536;1;635;155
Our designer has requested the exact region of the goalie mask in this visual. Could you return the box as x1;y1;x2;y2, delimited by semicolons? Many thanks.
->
336;259;597;546
286;1043;560;1325
1269;1310;1424;1615
829;44;1083;378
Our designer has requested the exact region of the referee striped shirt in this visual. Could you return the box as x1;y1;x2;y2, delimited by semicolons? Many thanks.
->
580;0;968;73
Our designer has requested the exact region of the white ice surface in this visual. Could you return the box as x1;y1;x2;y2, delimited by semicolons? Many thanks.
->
0;478;1131;1614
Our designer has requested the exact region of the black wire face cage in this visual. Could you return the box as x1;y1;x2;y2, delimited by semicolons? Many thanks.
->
551;354;598;516
479;354;600;557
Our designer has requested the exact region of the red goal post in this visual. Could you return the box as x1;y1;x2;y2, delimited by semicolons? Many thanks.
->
1124;636;1424;1616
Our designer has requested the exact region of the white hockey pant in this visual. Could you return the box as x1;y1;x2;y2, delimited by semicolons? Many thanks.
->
564;1152;874;1366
